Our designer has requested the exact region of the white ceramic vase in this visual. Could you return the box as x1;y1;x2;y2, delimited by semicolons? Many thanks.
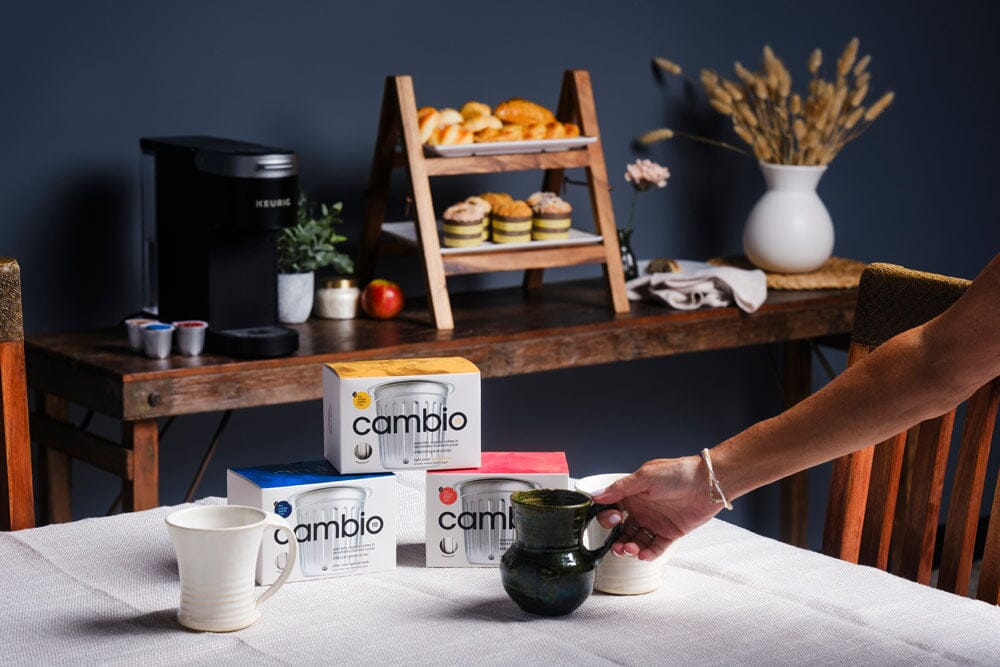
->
743;162;834;273
277;272;314;324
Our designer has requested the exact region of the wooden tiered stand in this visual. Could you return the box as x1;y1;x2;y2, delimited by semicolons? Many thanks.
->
357;70;630;330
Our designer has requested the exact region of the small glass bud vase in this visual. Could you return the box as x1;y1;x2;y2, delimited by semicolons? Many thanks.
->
617;229;639;280
313;278;359;320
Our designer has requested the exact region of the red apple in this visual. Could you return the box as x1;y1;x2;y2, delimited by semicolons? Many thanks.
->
361;279;404;319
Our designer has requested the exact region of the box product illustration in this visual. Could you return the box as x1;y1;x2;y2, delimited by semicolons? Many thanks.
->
227;460;395;584
425;451;569;567
324;357;481;473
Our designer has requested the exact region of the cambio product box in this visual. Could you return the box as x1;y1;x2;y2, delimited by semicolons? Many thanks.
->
323;357;481;474
425;451;569;567
227;460;395;585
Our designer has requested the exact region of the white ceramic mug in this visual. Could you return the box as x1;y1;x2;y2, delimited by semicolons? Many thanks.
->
165;505;297;632
575;473;668;595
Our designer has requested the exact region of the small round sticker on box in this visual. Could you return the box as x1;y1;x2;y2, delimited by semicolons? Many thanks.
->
274;500;292;518
438;486;458;505
352;391;371;409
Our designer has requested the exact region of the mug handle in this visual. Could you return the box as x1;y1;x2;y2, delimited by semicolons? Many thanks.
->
257;515;298;608
583;502;622;561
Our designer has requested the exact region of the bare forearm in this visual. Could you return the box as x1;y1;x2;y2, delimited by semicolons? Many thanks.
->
710;325;971;499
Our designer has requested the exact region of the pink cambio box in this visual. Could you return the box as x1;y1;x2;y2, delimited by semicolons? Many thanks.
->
425;451;569;567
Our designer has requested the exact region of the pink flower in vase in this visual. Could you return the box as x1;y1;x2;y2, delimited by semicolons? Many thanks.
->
623;159;670;233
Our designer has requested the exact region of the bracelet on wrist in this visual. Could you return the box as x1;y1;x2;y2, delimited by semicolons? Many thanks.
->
701;448;733;510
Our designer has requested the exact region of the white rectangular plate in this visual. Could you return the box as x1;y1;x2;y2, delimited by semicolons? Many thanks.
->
423;136;596;158
383;221;602;255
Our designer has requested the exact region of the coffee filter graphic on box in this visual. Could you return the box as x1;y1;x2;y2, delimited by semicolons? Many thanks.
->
456;477;538;564
370;378;454;469
290;485;372;576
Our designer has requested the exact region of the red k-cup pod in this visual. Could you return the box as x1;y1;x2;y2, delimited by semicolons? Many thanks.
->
172;320;208;356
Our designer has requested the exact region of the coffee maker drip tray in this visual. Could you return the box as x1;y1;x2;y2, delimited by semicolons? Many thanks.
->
209;326;299;358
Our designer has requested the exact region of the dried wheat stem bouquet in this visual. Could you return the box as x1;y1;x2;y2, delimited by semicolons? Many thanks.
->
644;38;894;165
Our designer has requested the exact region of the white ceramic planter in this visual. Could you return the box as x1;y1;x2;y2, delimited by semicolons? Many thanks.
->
743;162;834;273
277;272;314;324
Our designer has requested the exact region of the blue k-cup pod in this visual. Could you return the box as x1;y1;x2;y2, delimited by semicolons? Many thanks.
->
142;322;175;359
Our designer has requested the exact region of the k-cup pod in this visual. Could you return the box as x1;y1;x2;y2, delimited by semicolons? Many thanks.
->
125;318;157;352
172;320;208;356
143;322;175;360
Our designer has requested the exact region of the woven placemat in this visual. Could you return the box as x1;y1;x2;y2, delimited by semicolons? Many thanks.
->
708;255;867;290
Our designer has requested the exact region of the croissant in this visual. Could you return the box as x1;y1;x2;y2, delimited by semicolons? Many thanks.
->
428;124;474;146
492;124;525;142
474;127;500;143
494;98;556;126
462;115;502;133
562;122;581;138
523;123;548;140
417;107;440;143
543;122;567;140
438;108;464;126
460;101;492;120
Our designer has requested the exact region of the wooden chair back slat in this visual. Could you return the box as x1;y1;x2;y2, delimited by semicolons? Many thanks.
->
0;258;32;530
858;428;907;569
823;262;1000;602
822;343;875;562
938;380;1000;595
978;480;1000;603
896;411;956;584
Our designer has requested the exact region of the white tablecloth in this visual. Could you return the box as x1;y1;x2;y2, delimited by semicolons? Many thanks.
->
2;472;998;665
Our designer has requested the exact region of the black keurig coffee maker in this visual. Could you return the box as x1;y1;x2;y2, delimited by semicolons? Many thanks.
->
140;136;299;357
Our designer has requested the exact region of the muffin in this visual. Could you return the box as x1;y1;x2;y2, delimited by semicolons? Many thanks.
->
442;202;485;248
465;196;492;241
531;196;572;241
526;191;559;208
479;192;513;213
491;200;533;244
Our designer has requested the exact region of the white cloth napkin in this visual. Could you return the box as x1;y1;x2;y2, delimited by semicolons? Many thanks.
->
626;264;768;313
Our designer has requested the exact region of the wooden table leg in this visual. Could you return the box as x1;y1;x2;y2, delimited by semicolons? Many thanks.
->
122;419;158;511
780;340;812;547
37;392;72;524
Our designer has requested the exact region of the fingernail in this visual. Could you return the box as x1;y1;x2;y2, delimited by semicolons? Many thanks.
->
607;513;621;526
590;487;607;497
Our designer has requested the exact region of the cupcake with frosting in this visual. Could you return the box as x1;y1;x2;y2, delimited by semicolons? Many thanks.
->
491;200;533;244
531;196;573;241
442;202;485;248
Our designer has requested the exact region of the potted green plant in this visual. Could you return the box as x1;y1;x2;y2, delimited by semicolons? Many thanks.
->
277;191;354;323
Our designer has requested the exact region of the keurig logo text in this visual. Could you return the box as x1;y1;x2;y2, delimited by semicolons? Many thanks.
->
255;198;292;209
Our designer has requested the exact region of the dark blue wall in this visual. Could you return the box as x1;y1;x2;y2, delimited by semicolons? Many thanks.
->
5;1;999;546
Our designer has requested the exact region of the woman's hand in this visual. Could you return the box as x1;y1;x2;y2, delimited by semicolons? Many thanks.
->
591;455;721;561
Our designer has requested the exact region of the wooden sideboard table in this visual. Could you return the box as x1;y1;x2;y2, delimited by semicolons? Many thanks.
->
26;278;856;545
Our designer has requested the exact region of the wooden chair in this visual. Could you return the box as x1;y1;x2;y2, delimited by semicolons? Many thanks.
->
822;262;999;603
0;258;33;530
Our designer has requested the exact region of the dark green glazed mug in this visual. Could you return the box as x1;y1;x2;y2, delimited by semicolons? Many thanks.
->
500;488;621;616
